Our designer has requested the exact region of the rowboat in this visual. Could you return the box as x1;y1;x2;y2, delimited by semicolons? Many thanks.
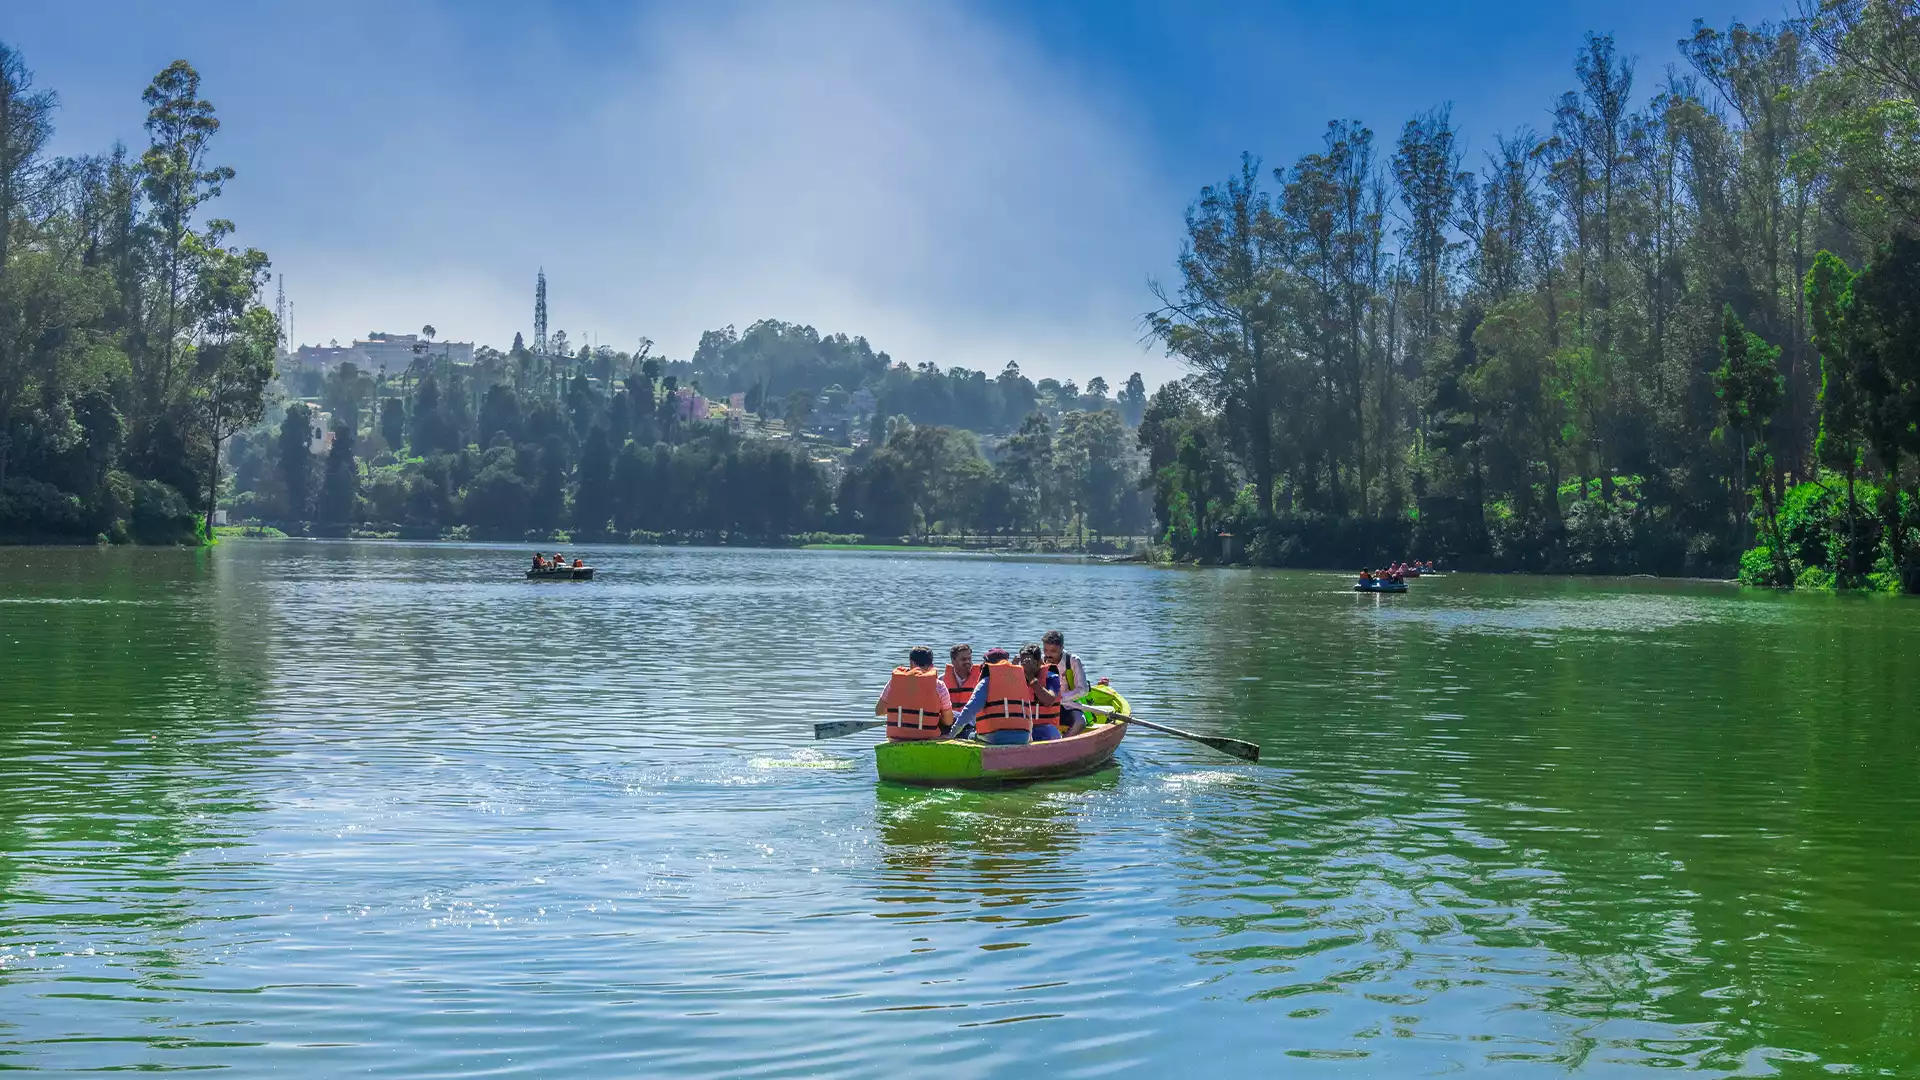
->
875;719;1127;787
527;565;595;580
874;686;1133;788
1354;580;1408;592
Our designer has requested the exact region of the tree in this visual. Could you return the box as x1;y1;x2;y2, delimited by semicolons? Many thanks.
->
378;396;406;455
1807;249;1868;579
277;402;314;520
137;60;233;414
190;300;274;536
478;383;521;445
1714;306;1789;585
1117;372;1148;427
1149;154;1285;517
322;360;373;437
317;418;358;525
573;425;614;534
785;387;815;433
1056;408;1133;541
410;375;447;456
997;411;1054;536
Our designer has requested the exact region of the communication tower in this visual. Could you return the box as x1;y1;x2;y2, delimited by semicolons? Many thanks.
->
533;268;548;355
274;275;288;354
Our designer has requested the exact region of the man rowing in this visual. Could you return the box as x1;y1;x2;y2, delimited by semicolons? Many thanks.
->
1042;630;1104;736
874;645;954;741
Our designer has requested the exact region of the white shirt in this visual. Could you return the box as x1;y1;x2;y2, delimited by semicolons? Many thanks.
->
1052;652;1092;700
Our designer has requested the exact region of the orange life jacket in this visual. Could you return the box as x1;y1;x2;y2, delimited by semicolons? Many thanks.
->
880;666;948;741
941;663;979;711
1035;663;1063;727
972;660;1032;735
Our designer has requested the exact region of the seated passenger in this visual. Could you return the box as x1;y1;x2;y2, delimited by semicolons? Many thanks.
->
874;645;953;742
1021;643;1065;742
951;647;1031;745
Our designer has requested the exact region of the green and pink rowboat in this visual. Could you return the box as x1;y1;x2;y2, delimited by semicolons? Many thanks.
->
873;687;1132;787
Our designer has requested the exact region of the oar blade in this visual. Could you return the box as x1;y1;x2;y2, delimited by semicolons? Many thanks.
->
815;719;885;740
1081;704;1262;763
1202;736;1261;762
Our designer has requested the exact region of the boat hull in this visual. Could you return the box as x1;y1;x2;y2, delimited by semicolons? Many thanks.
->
875;720;1127;788
527;567;595;580
1354;582;1408;592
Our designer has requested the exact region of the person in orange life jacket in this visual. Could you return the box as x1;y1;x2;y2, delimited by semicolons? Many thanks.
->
1041;630;1106;736
1019;643;1067;741
942;644;979;716
950;647;1038;744
873;645;953;741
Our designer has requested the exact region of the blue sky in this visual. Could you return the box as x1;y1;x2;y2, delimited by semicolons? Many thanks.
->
10;1;1753;386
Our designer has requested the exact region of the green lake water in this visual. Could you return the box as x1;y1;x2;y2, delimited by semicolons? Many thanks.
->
1;542;1916;1076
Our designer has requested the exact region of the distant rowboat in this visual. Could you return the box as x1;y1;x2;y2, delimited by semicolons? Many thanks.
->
1354;580;1408;592
527;565;595;581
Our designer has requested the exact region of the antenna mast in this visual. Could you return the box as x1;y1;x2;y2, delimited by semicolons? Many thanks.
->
533;268;549;356
274;275;288;354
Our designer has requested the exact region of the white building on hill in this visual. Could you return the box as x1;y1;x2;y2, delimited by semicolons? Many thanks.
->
293;333;473;375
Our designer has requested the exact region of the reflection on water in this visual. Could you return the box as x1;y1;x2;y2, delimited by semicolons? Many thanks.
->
1;542;1917;1075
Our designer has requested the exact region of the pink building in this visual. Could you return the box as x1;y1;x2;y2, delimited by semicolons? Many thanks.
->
673;388;709;420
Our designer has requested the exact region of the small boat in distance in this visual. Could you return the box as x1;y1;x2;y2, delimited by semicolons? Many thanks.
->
1355;579;1408;593
527;564;594;581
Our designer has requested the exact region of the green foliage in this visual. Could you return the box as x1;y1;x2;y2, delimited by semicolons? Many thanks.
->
1126;18;1920;591
0;477;87;539
316;422;358;525
0;48;273;546
129;479;199;544
1738;545;1785;587
1794;564;1836;591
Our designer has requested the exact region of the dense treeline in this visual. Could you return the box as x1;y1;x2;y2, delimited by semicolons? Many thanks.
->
230;351;1151;543
1144;5;1920;591
0;48;277;543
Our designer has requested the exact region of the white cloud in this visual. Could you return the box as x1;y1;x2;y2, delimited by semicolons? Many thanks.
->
286;1;1181;384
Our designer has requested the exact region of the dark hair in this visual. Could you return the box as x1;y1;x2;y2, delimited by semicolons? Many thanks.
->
1042;630;1064;647
983;647;1010;663
1017;643;1044;666
908;645;934;668
949;643;972;660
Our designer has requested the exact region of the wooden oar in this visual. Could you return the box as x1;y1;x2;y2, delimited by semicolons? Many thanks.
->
815;718;887;740
1076;702;1260;762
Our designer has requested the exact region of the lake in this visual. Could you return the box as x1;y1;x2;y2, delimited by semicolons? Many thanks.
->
1;542;1916;1076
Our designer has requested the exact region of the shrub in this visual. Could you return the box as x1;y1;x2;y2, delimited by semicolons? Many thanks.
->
1564;499;1637;574
129;480;202;545
1794;564;1836;590
0;477;89;538
1738;544;1788;587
